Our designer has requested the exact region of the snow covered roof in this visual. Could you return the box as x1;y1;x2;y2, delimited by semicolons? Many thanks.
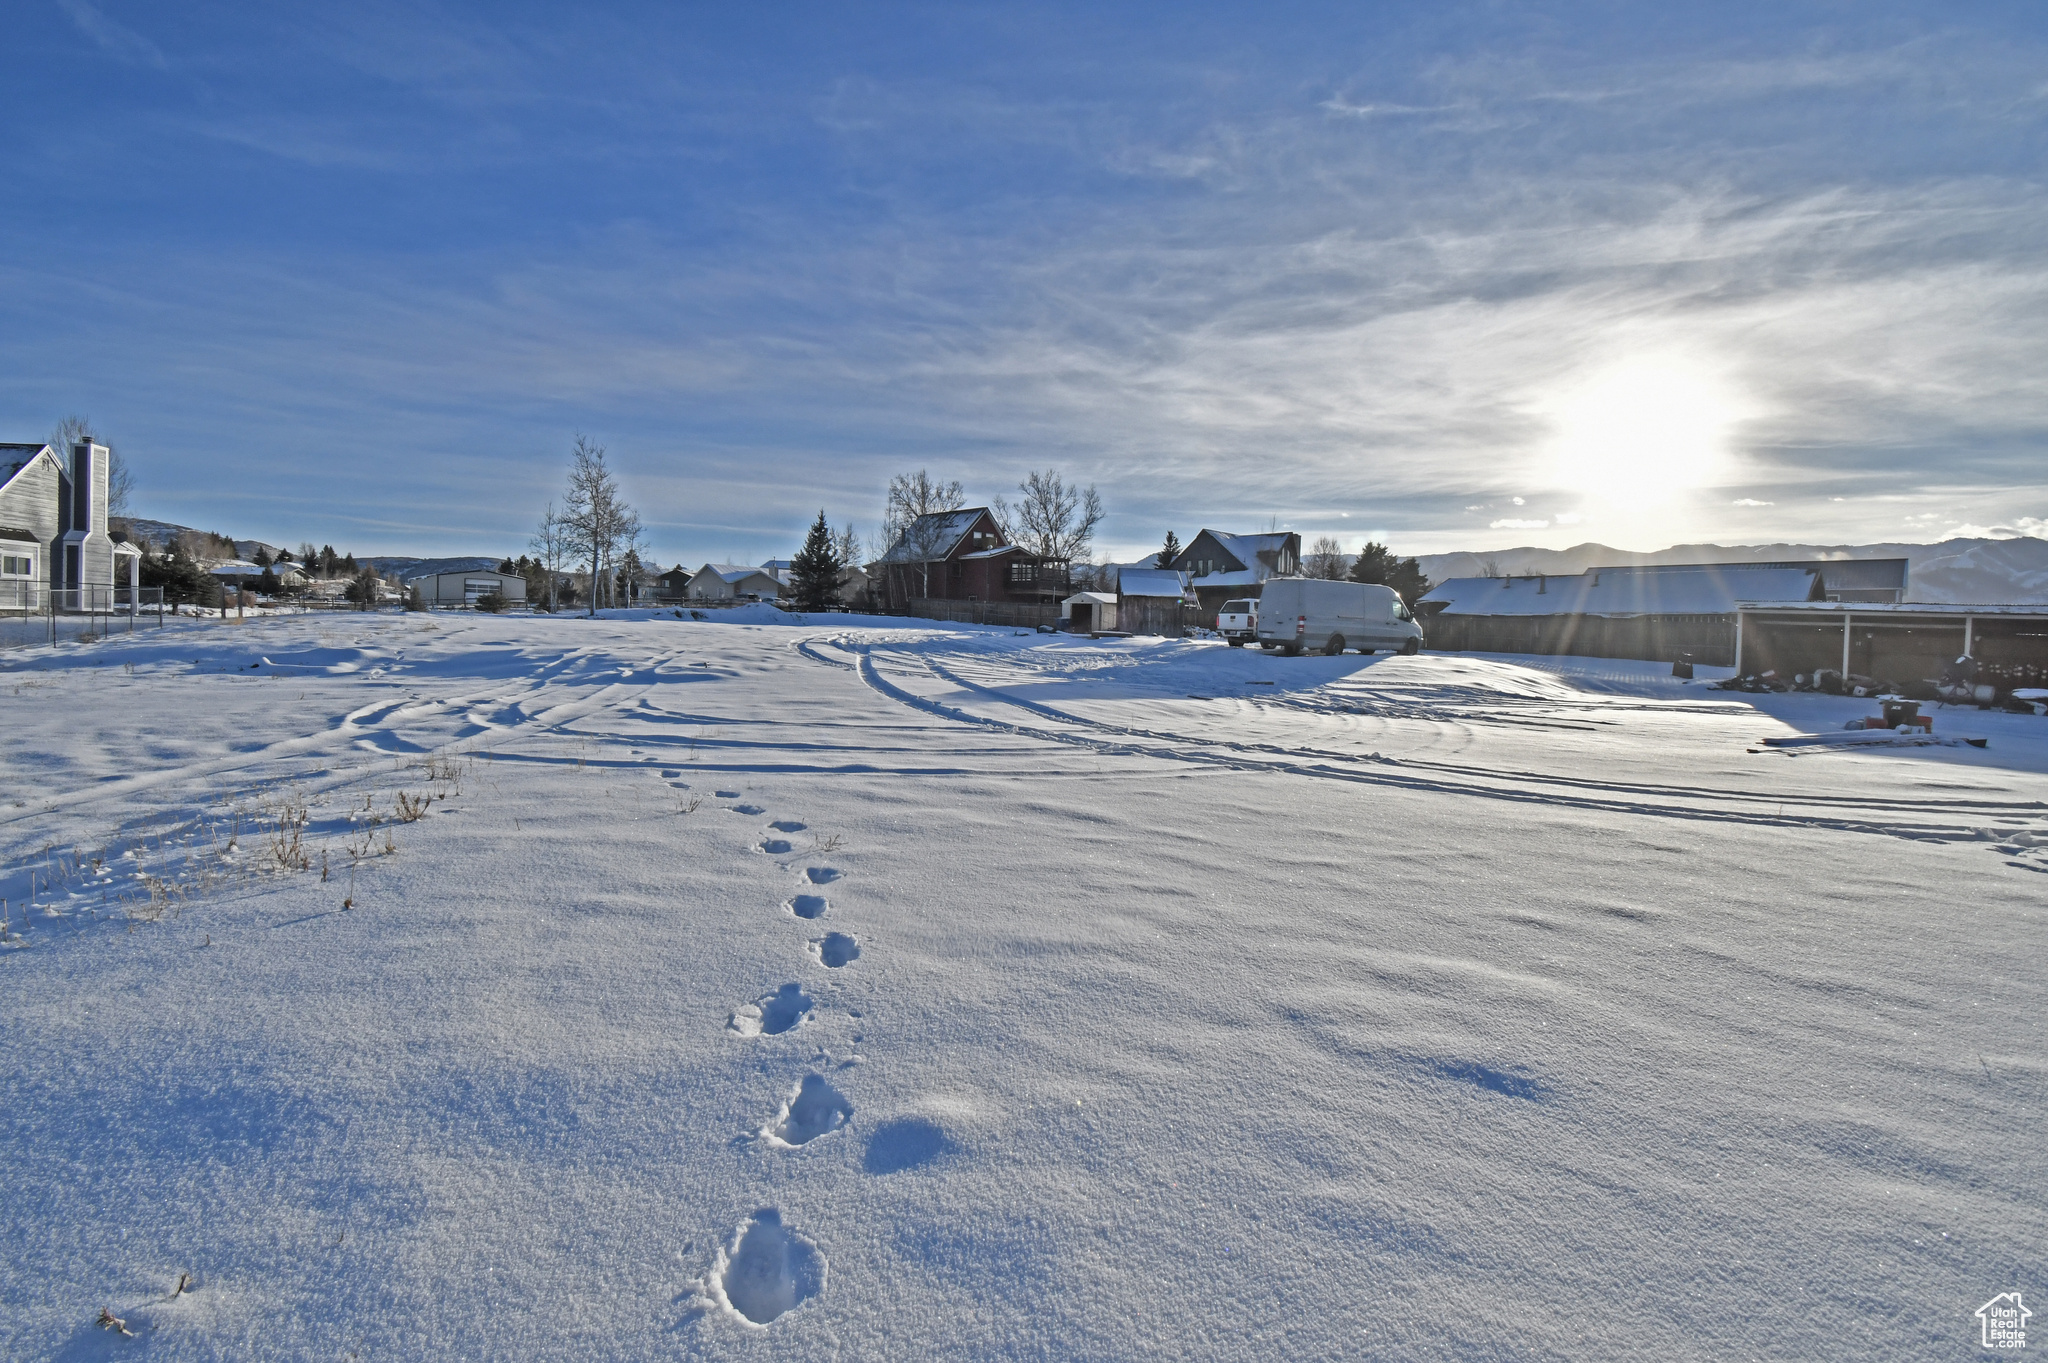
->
692;563;781;585
1738;600;2048;617
0;524;37;543
0;443;56;491
959;545;1027;560
1423;565;1822;618
1116;567;1193;599
209;560;264;576
1181;529;1296;586
1063;591;1117;605
880;508;991;563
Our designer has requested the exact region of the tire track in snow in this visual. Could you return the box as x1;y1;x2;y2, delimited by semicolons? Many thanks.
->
843;641;2048;846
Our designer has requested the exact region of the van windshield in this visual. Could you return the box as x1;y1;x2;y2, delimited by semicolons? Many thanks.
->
1222;600;1253;613
1393;601;1412;621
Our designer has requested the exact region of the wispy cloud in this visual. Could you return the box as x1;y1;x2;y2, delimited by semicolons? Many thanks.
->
56;0;166;68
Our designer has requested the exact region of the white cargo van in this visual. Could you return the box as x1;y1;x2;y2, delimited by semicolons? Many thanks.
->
1217;598;1258;646
1253;578;1423;656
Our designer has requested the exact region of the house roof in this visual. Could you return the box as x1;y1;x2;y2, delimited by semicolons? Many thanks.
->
1179;529;1295;586
880;508;991;563
959;544;1027;560
1423;565;1823;618
1064;591;1117;605
691;563;782;585
0;524;38;543
0;443;56;493
1116;567;1193;599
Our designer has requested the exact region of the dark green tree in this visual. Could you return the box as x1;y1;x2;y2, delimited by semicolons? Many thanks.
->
344;567;383;610
1347;541;1432;606
788;510;846;611
257;565;280;596
139;547;217;607
1156;530;1182;569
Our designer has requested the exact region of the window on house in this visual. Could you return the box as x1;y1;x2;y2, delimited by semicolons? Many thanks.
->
1009;562;1038;585
1;554;31;576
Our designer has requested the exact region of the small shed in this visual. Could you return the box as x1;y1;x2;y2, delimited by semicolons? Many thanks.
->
1062;591;1118;633
419;570;527;606
1115;567;1196;636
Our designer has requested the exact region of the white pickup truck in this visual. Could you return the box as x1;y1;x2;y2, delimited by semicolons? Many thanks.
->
1217;598;1258;646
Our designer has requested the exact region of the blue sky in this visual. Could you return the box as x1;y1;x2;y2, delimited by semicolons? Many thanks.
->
5;2;2047;565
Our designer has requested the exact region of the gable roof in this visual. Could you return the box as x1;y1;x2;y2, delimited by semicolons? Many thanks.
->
1117;567;1193;599
0;443;58;494
1176;529;1297;586
880;508;993;563
691;562;782;585
1422;565;1824;618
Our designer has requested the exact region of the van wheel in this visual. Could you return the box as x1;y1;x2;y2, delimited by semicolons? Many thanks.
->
1283;641;1302;656
1322;634;1345;656
1227;639;1244;648
1401;638;1420;656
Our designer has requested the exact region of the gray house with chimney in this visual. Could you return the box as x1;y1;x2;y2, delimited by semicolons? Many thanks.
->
0;439;138;611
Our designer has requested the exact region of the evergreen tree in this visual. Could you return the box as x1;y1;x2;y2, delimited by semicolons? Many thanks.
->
1157;530;1182;569
788;510;845;611
344;567;383;610
499;558;517;573
1347;541;1432;606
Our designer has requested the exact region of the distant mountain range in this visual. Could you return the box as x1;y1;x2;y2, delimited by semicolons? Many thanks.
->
119;513;2048;604
1412;537;2048;605
359;556;505;583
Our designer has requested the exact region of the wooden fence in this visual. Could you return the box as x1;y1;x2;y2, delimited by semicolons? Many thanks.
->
1422;612;1737;666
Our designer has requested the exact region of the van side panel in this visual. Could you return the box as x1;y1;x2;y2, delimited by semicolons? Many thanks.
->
1253;578;1423;652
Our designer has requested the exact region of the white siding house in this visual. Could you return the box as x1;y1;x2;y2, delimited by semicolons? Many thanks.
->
0;439;134;610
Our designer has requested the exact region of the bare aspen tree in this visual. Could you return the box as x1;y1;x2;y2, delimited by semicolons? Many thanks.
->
561;437;641;615
1012;468;1104;563
883;470;967;600
49;415;133;519
1306;535;1347;579
530;501;570;612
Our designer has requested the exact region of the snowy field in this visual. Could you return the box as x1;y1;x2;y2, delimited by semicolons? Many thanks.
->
3;608;2045;1360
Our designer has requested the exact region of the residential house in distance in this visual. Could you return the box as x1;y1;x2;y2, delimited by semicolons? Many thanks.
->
876;507;1071;610
654;564;694;602
1168;530;1301;622
0;438;140;609
686;563;783;601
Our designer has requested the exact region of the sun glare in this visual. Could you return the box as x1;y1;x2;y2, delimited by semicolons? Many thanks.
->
1544;356;1747;510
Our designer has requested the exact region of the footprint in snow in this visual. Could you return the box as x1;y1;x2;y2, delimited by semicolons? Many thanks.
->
786;895;828;920
803;867;840;885
727;984;813;1037
709;1209;826;1326
769;820;806;833
810;932;859;968
731;804;765;816
715;790;742;799
660;769;682;779
761;1074;854;1147
758;838;794;855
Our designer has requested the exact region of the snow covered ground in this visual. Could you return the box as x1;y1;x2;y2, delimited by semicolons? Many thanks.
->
3;608;2044;1360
